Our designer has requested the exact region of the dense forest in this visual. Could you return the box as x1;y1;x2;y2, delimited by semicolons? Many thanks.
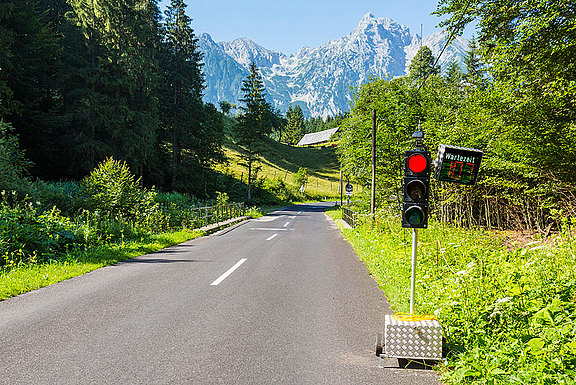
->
338;0;576;232
0;0;224;195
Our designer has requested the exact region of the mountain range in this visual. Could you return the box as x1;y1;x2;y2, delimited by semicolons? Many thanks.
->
198;13;469;118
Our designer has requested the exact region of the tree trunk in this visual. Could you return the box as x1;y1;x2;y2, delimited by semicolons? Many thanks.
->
171;87;179;190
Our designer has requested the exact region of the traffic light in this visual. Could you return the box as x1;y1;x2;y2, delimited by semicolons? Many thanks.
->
402;150;431;228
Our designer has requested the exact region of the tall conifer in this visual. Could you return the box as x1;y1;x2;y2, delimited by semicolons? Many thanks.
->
161;0;206;190
409;46;440;82
235;62;272;204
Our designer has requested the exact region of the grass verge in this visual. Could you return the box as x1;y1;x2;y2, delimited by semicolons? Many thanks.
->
326;207;576;384
0;230;202;301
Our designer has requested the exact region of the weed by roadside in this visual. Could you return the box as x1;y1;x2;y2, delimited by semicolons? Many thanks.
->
326;208;576;384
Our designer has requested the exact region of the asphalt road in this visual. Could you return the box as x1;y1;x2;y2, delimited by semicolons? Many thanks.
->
0;202;439;384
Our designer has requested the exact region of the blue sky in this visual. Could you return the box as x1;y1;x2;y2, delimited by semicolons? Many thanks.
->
158;0;475;54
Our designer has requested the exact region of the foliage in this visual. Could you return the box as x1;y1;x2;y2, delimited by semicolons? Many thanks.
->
0;229;201;300
0;0;225;191
0;195;78;266
261;178;297;202
82;157;160;226
329;209;576;384
158;0;224;191
285;104;305;144
338;58;576;230
303;112;346;136
428;0;576;229
216;191;229;207
31;180;87;216
409;46;440;81
463;37;486;87
445;59;463;86
338;76;422;204
0;121;33;195
219;100;233;115
235;62;274;204
293;167;309;189
436;0;576;90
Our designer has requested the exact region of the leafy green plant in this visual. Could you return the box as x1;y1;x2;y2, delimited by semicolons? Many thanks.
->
0;195;79;265
293;167;309;188
262;178;296;202
216;191;229;207
32;180;87;215
328;208;576;384
83;157;161;228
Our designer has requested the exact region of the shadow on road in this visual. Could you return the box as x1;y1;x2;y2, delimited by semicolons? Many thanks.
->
380;358;439;370
122;258;206;264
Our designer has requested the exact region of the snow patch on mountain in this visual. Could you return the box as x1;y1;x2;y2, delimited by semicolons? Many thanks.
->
199;13;469;118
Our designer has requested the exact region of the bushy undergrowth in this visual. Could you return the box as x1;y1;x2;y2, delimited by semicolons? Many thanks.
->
0;195;78;266
0;158;246;269
330;209;576;384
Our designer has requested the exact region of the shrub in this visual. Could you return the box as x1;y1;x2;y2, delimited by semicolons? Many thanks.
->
0;122;34;197
155;191;198;229
0;194;79;266
216;191;229;207
262;178;296;202
32;180;87;215
293;167;309;189
83;157;160;225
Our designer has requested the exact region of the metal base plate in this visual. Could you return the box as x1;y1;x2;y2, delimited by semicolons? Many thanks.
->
381;314;442;360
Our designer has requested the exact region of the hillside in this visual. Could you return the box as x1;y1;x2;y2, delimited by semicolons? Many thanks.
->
213;122;343;203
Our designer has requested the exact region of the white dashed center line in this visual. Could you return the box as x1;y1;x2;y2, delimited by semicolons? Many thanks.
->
211;259;247;286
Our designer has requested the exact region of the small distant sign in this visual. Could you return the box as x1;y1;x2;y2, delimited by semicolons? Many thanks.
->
434;144;483;185
345;183;353;196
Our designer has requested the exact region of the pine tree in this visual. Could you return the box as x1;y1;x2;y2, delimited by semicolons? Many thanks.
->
235;62;272;204
464;37;485;87
0;0;63;177
445;59;463;86
285;104;305;145
67;0;163;178
161;0;206;190
409;46;440;81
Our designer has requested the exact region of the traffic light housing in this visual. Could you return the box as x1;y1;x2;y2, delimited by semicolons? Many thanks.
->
402;150;431;228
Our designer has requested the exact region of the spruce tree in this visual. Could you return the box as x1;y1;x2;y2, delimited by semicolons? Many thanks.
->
235;62;272;204
464;37;485;87
161;0;206;190
0;0;63;177
445;59;462;86
285;104;305;145
409;46;440;81
67;0;163;178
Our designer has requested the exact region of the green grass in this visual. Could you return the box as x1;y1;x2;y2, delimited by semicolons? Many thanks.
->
216;136;341;199
0;230;202;301
326;208;576;384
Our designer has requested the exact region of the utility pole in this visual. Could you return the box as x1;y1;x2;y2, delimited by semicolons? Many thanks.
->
371;109;376;216
340;169;343;206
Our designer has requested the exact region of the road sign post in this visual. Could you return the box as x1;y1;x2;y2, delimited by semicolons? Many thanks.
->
410;228;418;315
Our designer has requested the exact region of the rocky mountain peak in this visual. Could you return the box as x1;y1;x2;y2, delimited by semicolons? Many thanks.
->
199;14;469;118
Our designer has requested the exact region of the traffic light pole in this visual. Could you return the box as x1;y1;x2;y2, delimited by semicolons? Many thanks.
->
410;228;418;314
